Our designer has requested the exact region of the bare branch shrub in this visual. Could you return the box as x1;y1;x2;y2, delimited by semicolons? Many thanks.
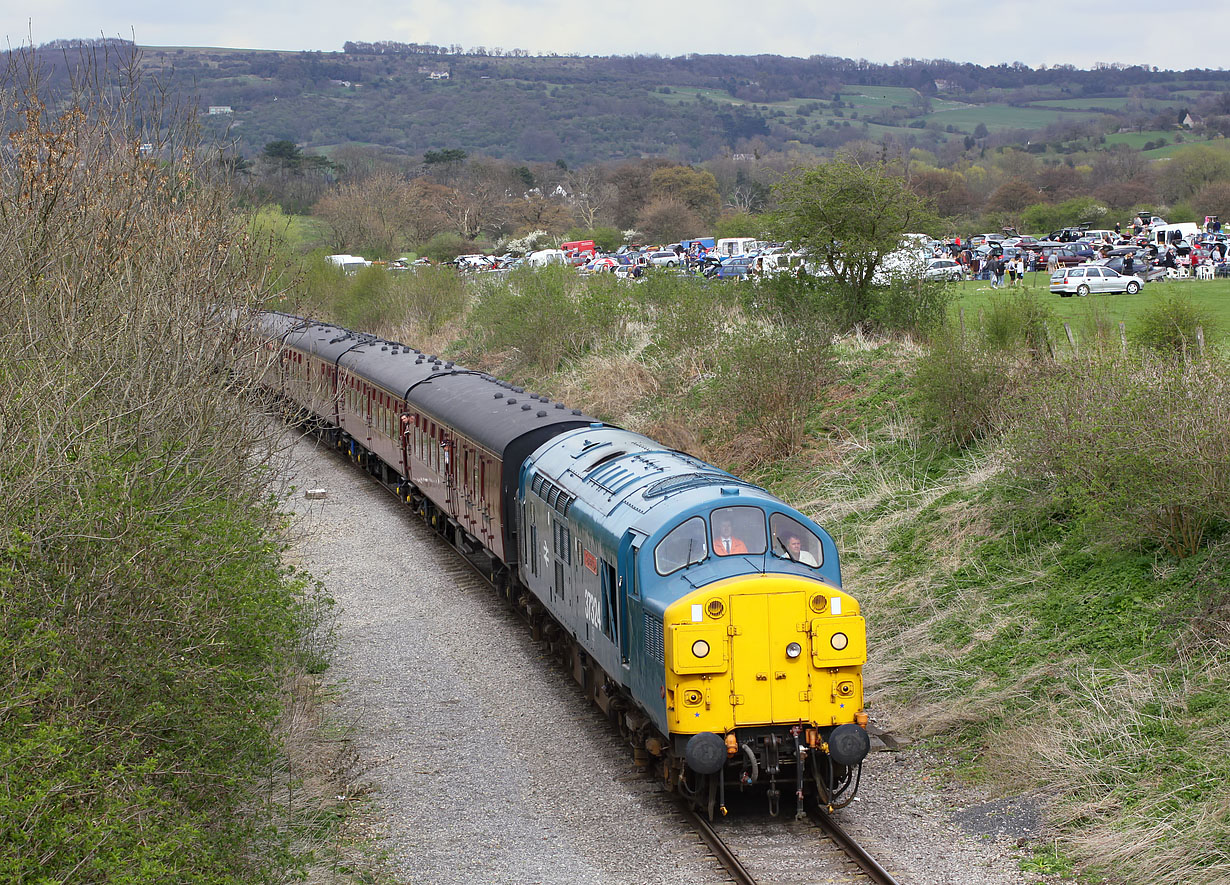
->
0;47;305;882
911;325;1016;446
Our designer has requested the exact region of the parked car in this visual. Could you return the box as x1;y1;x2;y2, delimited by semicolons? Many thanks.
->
647;249;682;267
924;258;964;281
715;255;755;280
580;256;618;273
1050;265;1144;296
1041;246;1090;268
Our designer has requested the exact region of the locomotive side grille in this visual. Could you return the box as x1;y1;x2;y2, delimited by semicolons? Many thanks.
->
644;613;665;662
534;474;576;517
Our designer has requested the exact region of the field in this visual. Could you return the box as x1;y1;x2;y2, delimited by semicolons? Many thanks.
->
925;103;1094;132
950;272;1230;347
1028;96;1184;111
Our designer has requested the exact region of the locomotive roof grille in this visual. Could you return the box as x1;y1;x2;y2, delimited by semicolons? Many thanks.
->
643;473;736;499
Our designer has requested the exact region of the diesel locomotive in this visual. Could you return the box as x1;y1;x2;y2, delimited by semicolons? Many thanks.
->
255;311;871;818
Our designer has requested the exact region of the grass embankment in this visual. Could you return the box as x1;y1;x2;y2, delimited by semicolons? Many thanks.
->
0;87;347;882
289;261;1230;885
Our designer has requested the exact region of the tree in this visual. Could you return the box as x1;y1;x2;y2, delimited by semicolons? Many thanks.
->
767;161;934;319
649;165;722;225
423;148;467;185
313;170;449;257
986;179;1042;213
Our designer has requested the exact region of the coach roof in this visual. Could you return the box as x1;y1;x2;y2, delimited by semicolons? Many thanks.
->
407;370;594;456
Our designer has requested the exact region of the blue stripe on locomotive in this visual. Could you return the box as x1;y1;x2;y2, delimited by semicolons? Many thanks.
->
517;424;841;735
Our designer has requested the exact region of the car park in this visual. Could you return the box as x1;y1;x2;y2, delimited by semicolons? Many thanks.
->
1050;265;1144;296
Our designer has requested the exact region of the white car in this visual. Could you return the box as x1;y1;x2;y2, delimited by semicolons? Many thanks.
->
647;250;682;267
924;258;964;281
1049;265;1143;296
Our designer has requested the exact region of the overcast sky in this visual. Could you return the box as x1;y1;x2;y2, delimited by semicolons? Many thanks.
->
5;1;1230;72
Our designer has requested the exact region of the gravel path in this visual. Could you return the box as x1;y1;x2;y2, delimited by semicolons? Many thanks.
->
277;429;1052;885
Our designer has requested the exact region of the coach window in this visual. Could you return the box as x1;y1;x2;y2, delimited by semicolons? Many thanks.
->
711;506;767;557
655;516;708;576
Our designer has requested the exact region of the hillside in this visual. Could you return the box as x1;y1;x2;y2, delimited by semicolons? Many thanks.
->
21;38;1230;166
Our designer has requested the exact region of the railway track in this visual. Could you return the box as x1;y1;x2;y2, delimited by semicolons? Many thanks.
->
687;801;903;885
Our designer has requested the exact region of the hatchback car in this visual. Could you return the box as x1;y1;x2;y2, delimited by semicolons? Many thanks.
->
647;250;682;267
1050;265;1144;296
715;256;755;280
924;258;964;281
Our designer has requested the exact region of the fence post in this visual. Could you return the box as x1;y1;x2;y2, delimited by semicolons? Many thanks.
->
1064;322;1077;354
959;306;966;340
1196;326;1206;357
1119;321;1127;354
1044;325;1057;360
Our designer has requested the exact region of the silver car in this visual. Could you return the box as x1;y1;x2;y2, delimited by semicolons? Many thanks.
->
924;258;964;281
1050;264;1144;296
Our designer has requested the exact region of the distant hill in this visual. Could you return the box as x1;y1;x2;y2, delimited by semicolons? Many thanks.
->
19;39;1230;165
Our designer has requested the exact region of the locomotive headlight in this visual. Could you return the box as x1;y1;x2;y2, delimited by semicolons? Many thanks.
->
692;639;711;658
830;632;849;651
786;641;802;659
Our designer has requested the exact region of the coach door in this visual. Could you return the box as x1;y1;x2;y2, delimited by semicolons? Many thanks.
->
441;433;456;508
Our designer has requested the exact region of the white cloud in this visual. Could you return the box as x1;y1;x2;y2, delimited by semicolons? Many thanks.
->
4;0;1229;69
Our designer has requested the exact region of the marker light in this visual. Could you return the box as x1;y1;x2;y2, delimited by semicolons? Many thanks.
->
786;642;802;659
831;632;849;651
692;639;711;658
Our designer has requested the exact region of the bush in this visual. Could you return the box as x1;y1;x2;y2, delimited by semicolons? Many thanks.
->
981;289;1054;356
469;265;632;372
1005;354;1230;556
0;70;314;882
874;277;955;338
419;231;469;262
911;326;1014;446
710;319;835;460
1131;293;1216;357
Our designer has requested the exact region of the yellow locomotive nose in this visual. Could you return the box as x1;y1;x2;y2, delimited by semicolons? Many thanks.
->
663;574;865;735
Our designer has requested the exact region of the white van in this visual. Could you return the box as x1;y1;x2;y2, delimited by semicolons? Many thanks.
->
1153;222;1201;246
715;237;759;257
527;248;567;267
325;254;372;273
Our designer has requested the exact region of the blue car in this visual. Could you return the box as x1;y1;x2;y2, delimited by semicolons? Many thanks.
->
715;255;755;280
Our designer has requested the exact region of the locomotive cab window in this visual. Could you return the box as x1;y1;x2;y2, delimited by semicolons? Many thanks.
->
711;506;767;557
655;516;708;576
769;513;822;568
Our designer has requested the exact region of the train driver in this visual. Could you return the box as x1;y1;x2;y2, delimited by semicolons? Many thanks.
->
784;532;819;567
713;515;748;556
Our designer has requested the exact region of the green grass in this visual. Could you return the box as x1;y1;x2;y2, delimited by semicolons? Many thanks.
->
1103;129;1177;148
925;104;1100;132
1029;96;1183;111
838;86;922;107
950;273;1230;348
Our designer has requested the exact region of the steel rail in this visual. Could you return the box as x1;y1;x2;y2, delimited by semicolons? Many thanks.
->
684;808;759;885
809;803;902;885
